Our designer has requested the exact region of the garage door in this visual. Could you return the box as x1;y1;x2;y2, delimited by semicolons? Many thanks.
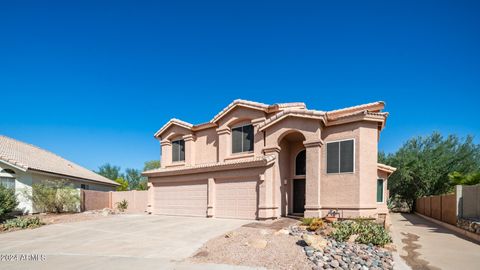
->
154;180;207;217
215;179;258;219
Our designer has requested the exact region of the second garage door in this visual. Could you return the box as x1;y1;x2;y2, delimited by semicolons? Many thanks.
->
215;179;258;219
154;180;207;217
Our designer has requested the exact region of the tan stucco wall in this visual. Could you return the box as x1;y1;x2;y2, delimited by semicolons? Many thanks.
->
151;104;389;219
195;128;218;164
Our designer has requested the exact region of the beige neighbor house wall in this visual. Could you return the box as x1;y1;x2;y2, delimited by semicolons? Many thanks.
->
145;100;395;220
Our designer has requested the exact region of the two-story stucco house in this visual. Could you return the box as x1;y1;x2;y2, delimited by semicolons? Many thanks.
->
144;100;396;220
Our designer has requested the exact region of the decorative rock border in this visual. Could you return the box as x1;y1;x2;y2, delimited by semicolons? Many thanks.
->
457;218;480;235
289;225;394;270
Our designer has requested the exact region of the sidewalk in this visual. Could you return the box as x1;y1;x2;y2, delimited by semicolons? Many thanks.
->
390;213;480;270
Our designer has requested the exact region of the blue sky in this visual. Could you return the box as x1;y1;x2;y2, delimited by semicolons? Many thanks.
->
1;1;479;172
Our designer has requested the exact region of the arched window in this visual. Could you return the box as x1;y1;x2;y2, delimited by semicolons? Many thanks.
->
295;150;306;176
1;169;15;174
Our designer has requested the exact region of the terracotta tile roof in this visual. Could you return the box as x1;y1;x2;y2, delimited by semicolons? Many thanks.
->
377;163;397;174
258;108;326;131
326;101;385;119
154;99;389;138
143;155;275;177
154;118;194;138
210;99;270;123
327;109;389;121
0;135;118;186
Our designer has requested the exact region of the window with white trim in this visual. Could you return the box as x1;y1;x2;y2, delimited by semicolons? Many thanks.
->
326;139;354;173
0;177;15;189
232;124;254;153
172;139;185;162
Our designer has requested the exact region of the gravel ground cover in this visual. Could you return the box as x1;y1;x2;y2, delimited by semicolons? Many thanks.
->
189;218;314;270
190;218;395;270
290;224;395;270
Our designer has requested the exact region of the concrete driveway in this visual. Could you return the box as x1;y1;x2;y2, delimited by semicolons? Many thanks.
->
390;213;480;270
0;214;260;270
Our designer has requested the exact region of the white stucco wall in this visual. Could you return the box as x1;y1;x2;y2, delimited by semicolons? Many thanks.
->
0;161;116;214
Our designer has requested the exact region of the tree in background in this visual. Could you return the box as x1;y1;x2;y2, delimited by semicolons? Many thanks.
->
144;160;160;171
125;168;143;190
448;171;480;186
96;160;160;191
96;163;122;181
381;132;480;211
114;177;129;191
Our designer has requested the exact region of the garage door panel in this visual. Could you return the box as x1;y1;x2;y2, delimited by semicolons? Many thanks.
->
215;179;258;220
154;181;207;217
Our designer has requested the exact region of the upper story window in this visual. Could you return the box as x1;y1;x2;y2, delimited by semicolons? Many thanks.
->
172;139;185;162
232;124;254;154
326;139;354;173
295;150;306;176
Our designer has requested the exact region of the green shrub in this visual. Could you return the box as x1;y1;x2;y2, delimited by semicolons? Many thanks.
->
301;217;314;226
300;217;325;231
116;199;128;212
0;185;18;221
2;216;43;230
331;220;392;246
24;180;80;213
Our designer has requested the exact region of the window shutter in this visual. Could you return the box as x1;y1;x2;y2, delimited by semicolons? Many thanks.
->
327;142;340;173
340;140;354;173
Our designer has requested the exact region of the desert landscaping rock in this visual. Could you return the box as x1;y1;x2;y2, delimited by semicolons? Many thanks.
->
302;234;328;250
248;238;268;249
290;225;395;270
189;218;313;270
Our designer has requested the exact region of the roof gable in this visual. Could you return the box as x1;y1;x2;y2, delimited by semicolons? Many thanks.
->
0;135;118;186
210;99;270;123
154;118;193;138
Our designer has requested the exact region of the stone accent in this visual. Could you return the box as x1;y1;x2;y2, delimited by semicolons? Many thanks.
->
457;218;480;235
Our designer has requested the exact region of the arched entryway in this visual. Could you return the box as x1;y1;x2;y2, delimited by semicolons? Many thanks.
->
277;130;306;216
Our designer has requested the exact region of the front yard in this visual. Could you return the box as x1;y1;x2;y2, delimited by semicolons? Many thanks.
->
0;209;118;234
190;217;395;270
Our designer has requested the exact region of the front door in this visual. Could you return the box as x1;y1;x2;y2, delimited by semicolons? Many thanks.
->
293;179;306;214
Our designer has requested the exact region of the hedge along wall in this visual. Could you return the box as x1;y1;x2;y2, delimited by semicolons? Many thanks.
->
415;193;457;225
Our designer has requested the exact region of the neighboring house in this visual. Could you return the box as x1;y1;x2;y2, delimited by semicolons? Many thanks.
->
144;100;396;220
0;135;119;213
